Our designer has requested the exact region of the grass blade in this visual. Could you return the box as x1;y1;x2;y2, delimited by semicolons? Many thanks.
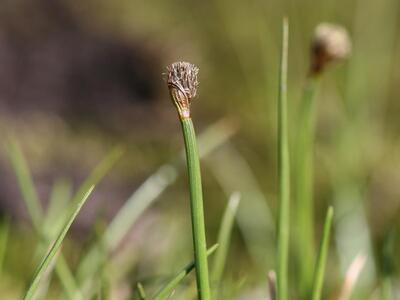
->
6;140;122;300
6;139;81;300
311;206;334;300
276;17;290;300
211;192;240;290
206;143;275;270
153;244;218;300
42;179;72;239
136;282;148;300
23;185;95;300
6;138;42;229
70;146;124;211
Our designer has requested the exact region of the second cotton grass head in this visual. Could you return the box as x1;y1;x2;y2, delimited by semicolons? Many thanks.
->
310;23;352;75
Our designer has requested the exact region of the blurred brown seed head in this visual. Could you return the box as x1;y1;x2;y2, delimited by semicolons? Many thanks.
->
166;61;199;119
310;23;352;75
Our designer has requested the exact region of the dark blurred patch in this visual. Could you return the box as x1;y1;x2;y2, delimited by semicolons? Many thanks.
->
0;0;162;129
0;0;166;226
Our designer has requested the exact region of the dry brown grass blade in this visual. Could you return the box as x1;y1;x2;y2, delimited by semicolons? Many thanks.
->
333;254;367;300
268;270;277;300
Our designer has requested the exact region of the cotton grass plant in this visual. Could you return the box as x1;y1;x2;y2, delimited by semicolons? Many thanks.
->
166;61;212;300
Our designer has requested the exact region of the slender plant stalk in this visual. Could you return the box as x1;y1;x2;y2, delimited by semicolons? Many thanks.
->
181;117;211;300
311;206;334;300
23;186;95;300
166;62;211;300
153;244;218;300
211;192;240;295
295;69;319;297
276;18;290;300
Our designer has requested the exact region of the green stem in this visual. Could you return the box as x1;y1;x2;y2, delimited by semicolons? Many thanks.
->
311;206;334;300
181;117;211;300
277;18;290;300
295;75;319;297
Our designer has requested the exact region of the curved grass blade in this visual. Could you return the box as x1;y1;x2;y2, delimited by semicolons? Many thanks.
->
6;138;42;229
153;244;218;300
6;139;82;300
211;193;240;290
6;140;122;300
70;146;124;212
23;185;95;300
206;143;275;271
311;206;334;300
136;282;148;300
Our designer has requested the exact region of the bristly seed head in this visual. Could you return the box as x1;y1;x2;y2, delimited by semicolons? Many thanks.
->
310;23;352;75
165;61;199;119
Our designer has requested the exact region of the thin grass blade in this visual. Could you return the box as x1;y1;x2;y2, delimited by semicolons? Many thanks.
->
136;282;148;300
5;139;82;300
42;179;72;239
206;143;275;271
311;206;334;300
23;185;95;300
211;192;240;288
6;138;42;229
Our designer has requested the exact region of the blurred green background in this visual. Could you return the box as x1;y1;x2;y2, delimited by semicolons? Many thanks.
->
0;0;399;299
